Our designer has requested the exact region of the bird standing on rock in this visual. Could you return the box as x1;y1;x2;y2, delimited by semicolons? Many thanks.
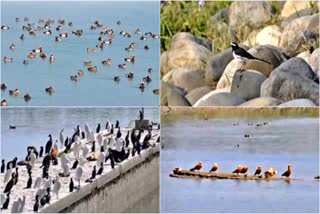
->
254;166;262;176
281;164;292;178
190;162;202;171
69;178;74;192
209;163;219;173
45;134;53;154
230;42;271;65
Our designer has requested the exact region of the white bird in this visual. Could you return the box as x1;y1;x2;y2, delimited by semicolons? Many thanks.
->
97;133;103;149
85;123;91;139
82;146;89;158
43;177;52;190
62;162;70;176
35;187;46;199
29;150;36;167
97;152;105;167
17;195;26;213
4;163;12;183
53;175;61;199
59;129;65;148
106;120;111;132
11;199;20;213
109;137;116;149
73;141;80;159
75;166;83;188
33;177;42;189
89;131;95;142
103;138;109;154
61;153;69;165
1;193;8;207
115;138;123;152
54;140;59;150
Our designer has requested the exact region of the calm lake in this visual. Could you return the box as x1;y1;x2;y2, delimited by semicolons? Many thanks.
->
1;1;160;106
161;115;319;213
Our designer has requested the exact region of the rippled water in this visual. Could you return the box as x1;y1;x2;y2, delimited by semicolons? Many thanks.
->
161;116;319;213
1;107;159;160
1;1;160;106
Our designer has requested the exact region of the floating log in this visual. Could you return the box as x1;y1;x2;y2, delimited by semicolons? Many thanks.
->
170;169;303;181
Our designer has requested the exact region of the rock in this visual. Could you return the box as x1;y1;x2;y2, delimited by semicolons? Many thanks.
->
205;45;248;83
230;70;267;100
281;1;313;18
255;25;282;47
309;48;320;72
228;1;273;29
210;8;229;22
161;81;190;106
172;68;206;93
185;86;213;106
167;33;211;71
194;88;246;107
240;97;282;106
279;99;316;107
160;51;169;76
281;8;315;29
260;57;319;105
243;30;259;46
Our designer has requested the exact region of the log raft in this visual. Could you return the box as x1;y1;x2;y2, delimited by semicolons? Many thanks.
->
170;169;303;181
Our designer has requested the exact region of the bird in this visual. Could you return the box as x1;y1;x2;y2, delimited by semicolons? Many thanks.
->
91;166;97;179
1;193;8;208
230;42;270;66
33;195;39;212
254;166;262;176
232;165;243;176
190;162;202;171
75;166;83;188
53;175;61;199
71;159;79;169
26;171;32;188
40;154;52;169
33;176;42;189
209;163;219;173
281;164;292;178
3;172;16;193
1;160;5;173
69;178;74;192
97;162;104;175
115;120;120;129
4;163;12;183
14;167;19;185
39;146;44;158
264;168;277;178
45;134;53;154
240;166;249;176
17;195;26;213
60;129;65;148
96;123;101;133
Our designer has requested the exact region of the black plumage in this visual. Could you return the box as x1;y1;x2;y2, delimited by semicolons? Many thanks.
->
3;173;16;193
91;166;96;179
1;193;10;209
125;131;130;147
116;127;121;139
110;124;114;134
97;163;103;175
14;167;19;185
45;134;53;154
115;120;119;129
69;178;74;192
26;171;32;188
230;42;270;64
40;154;51;168
91;141;96;152
1;159;5;173
96;123;101;133
71;160;79;169
33;195;39;212
39;146;44;158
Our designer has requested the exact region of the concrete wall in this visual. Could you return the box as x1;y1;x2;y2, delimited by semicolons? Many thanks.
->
40;145;160;213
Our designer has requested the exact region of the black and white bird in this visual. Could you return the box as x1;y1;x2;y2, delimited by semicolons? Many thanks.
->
230;42;270;65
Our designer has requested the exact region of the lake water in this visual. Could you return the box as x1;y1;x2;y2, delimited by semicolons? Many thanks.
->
1;1;160;106
161;116;319;213
1;107;159;160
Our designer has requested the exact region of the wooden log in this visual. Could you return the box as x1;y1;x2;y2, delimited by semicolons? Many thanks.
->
170;169;303;181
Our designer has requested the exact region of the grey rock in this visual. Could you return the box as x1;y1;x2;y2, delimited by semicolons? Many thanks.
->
172;68;206;93
279;99;316;107
194;90;245;107
185;86;213;106
161;81;190;106
240;97;283;106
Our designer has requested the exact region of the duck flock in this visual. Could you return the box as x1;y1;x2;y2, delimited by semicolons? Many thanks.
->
0;118;160;212
1;17;160;106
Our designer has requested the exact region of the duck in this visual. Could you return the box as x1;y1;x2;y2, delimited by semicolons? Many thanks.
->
16;18;20;22
254;166;262;176
96;43;104;49
139;82;145;91
87;48;96;53
32;46;43;53
56;25;62;31
9;89;20;96
264;168;277;178
20;34;25;40
43;29;52;35
70;75;78;81
125;46;133;52
49;55;55;63
129;43;137;48
117;20;121;25
143;76;152;83
90;25;97;30
1;25;9;30
88;66;97;72
24;93;31;102
23;60;29;65
77;70;84;76
1;83;7;90
29;30;37;36
240;165;249;176
68;22;73;27
60;32;68;38
126;72;134;79
148;68;153;73
40;53;47;59
114;76;120;82
9;44;16;50
27;52;37;58
103;38;112;44
83;61;93;67
140;36;147;40
72;29;83;36
3;57;13;63
232;165;242;176
45;86;55;94
124;32;131;38
153;89;159;94
190;162;202;171
152;34;160;39
281;164;292;178
124;55;135;63
1;99;8;106
134;28;141;34
118;64;127;69
55;36;62;42
209;163;219;173
144;45;150;50
102;59;111;65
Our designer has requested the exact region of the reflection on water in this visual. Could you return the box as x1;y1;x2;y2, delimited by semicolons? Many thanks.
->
1;107;159;160
161;116;319;213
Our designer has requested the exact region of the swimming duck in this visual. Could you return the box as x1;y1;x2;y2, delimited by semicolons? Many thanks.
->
83;61;93;67
102;59;111;65
68;22;73;27
77;70;84;76
134;28;141;34
58;19;66;25
29;30;37;36
88;66;97;72
125;46;133;52
140;36;147;40
281;164;292;178
49;55;55;63
44;30;52;35
126;72;134;79
124;55;135;63
120;30;126;36
9;44;16;50
190;162;202;171
152;34;160;39
1;83;7;90
90;25;97;30
1;99;8;106
40;53;47;59
60;32;68;37
117;20;121;25
96;43;104;49
144;45;150;50
1;25;9;30
98;36;103;41
32;46;43;53
27;53;37;58
24;93;31;102
103;38;112;44
87;48;96;53
70;75;78;81
55;36;62;42
145;32;152;36
72;29;83;36
143;76;152;83
118;64;127;69
114;76;120;82
45;86;55;94
148;68;153;73
153;89;159;94
23;60;29;65
56;25;62;31
20;34;25;40
129;43;137;48
3;57;13;63
139;82;145;91
9;89;20;96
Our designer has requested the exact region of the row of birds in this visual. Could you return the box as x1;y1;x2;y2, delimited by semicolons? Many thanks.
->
1;17;159;106
189;162;292;178
1;119;160;212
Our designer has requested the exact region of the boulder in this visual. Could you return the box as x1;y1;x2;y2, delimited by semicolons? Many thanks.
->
185;86;213;106
255;25;282;47
228;1;273;29
281;1;314;18
239;97;283;106
279;99;317;107
231;70;267;100
167;33;211;71
260;57;319;105
309;48;320;72
161;81;190;106
172;68;206;93
281;8;315;29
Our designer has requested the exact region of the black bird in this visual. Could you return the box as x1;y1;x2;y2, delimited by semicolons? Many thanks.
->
97;163;103;175
33;195;39;212
110;154;115;169
96;123;101;133
45;134;53;154
230;42;270;64
64;137;69;148
26;171;32;188
71;160;79;169
27;146;39;159
39;146;44;158
26;163;32;174
45;188;51;204
110;124;114;134
3;173;16;193
91;166;97;179
40;154;52;168
81;131;85;139
100;145;104;152
1;192;10;209
115;120;119;129
69;178;74;192
105;121;109;129
91;141;96;152
64;140;73;153
7;157;18;170
156;136;160;143
40;195;46;207
42;166;49;179
14;167;19;185
1;159;5;173
125;131;130;147
116;127;121;139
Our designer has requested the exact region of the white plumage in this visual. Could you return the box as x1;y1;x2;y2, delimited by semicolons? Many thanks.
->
4;163;12;183
53;175;61;199
33;176;42;189
82;146;89;158
60;129;65;148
